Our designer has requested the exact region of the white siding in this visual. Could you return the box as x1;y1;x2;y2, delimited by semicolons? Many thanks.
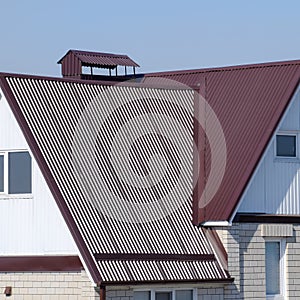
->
238;85;300;215
280;90;300;130
0;90;77;254
237;160;266;213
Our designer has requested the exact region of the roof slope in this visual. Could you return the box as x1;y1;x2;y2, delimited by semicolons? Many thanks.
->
145;60;300;224
0;73;229;284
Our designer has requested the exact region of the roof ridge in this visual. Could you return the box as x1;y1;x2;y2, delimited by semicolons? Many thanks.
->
146;59;300;77
0;73;192;90
72;49;129;58
0;72;118;86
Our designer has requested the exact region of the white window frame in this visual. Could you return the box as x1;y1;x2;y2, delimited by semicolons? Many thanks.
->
265;238;286;300
0;151;8;194
0;149;32;198
133;288;197;300
275;132;298;159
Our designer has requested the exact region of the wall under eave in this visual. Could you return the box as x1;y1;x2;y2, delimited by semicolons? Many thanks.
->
217;223;300;299
0;89;78;255
0;270;99;299
238;85;300;215
105;285;225;300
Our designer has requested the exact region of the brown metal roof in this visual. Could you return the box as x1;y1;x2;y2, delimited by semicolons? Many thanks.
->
0;74;229;284
144;60;300;224
58;49;140;68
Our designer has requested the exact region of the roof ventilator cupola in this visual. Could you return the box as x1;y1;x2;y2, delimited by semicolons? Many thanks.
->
57;49;140;82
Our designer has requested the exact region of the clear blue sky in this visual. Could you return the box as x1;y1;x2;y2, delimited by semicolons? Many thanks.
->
1;0;300;76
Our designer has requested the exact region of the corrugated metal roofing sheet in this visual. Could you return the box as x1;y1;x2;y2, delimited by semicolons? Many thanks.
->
144;60;300;224
97;259;225;283
0;74;229;284
58;50;140;68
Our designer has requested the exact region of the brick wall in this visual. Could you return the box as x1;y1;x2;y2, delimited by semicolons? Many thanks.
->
197;287;224;300
238;223;265;299
217;222;300;300
0;271;228;300
0;270;99;300
286;224;300;300
216;225;240;299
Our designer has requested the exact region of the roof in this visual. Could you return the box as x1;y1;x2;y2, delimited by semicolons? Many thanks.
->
0;73;229;285
144;60;300;224
57;49;140;68
97;259;226;283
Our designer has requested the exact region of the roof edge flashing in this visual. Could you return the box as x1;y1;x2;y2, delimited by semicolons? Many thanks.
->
101;277;234;286
201;221;231;227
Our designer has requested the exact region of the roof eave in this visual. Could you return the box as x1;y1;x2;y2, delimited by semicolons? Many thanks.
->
201;221;231;227
101;277;234;286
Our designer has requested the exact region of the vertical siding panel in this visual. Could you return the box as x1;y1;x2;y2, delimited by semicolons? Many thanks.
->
0;93;77;255
239;87;300;215
280;88;300;130
238;159;265;213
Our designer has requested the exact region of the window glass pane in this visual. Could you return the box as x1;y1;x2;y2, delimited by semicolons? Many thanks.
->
0;155;4;192
155;292;172;300
176;290;193;300
276;135;296;157
133;291;150;300
8;152;31;194
265;241;280;295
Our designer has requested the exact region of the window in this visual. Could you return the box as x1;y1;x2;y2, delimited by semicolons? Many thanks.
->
266;242;280;295
133;291;151;300
276;134;296;157
175;290;193;300
133;289;194;300
0;151;32;195
155;292;171;300
0;154;4;192
265;240;285;299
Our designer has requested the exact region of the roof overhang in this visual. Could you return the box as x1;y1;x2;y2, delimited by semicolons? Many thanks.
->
102;278;234;286
201;221;231;227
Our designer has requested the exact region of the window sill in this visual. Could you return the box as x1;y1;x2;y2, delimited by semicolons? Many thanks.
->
0;193;33;200
274;157;300;163
266;295;284;300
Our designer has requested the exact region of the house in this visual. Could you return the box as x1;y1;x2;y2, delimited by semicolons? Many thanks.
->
0;50;300;300
0;50;230;300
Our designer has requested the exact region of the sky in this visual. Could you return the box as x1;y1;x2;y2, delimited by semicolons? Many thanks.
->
1;0;300;77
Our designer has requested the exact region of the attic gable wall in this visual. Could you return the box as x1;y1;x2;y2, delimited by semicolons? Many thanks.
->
238;85;300;215
0;89;77;255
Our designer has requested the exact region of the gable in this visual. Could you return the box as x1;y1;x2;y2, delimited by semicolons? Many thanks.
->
0;89;77;255
145;61;300;224
237;84;300;215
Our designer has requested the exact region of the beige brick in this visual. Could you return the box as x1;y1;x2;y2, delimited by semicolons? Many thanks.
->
0;270;98;299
